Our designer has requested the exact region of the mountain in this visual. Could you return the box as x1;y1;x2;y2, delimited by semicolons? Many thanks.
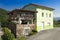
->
54;17;60;21
0;8;9;15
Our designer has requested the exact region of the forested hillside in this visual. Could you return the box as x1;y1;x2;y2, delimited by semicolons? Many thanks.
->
54;20;60;27
0;8;9;27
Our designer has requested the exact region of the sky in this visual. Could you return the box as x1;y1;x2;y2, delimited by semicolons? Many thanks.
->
0;0;60;17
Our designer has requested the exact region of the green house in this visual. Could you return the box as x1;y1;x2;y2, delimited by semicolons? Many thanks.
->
22;3;54;32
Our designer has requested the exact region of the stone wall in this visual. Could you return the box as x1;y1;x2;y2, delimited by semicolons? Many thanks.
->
16;24;36;37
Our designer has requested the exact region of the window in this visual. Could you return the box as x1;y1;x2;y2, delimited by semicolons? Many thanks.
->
21;20;28;24
48;22;51;26
17;14;20;17
21;20;32;24
49;14;51;17
42;13;44;17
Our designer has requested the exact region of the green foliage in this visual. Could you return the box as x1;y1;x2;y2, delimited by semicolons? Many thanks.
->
54;20;60;27
0;36;2;40
18;36;26;40
0;8;9;27
2;27;15;40
29;30;37;36
0;15;8;23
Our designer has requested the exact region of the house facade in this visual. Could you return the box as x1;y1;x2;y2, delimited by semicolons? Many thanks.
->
8;3;54;37
22;3;54;32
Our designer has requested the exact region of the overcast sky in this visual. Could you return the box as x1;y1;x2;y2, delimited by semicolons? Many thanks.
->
0;0;60;17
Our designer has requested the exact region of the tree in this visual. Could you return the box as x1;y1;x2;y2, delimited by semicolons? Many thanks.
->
2;27;15;40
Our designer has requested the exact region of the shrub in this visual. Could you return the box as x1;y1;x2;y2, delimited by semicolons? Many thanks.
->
2;27;15;40
0;36;2;40
18;36;26;40
29;30;37;36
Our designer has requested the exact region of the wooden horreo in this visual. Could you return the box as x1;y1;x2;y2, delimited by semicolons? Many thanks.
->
8;9;37;37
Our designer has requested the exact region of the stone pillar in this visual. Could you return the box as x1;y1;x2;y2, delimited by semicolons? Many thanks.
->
19;18;22;24
32;19;33;24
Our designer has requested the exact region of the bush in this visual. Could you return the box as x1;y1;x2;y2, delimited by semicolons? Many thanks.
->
29;30;37;36
2;27;15;40
0;36;2;40
18;36;26;40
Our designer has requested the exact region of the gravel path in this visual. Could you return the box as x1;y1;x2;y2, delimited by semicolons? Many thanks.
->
27;28;60;40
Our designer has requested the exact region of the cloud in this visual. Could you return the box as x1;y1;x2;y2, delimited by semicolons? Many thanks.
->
54;13;60;17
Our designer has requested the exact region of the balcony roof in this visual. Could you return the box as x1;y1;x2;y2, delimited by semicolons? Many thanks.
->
8;9;37;15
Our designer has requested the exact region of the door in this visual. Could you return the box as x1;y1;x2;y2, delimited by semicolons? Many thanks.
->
24;29;29;36
42;22;44;30
23;26;30;36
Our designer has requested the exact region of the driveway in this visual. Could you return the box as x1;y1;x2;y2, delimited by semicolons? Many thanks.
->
27;28;60;40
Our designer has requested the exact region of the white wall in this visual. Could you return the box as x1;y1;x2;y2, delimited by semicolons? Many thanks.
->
36;8;53;27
